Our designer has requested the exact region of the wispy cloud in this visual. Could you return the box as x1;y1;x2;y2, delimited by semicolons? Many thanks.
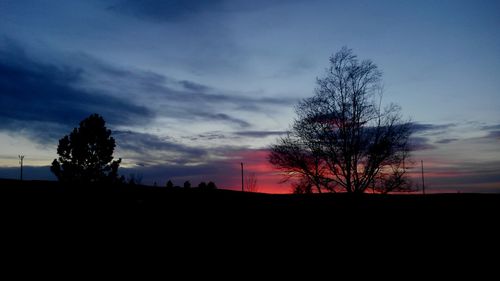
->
480;124;500;131
106;0;295;22
485;130;500;140
435;138;459;144
411;123;455;134
407;159;500;193
409;136;435;151
479;124;500;140
107;0;225;22
234;130;288;138
114;130;208;165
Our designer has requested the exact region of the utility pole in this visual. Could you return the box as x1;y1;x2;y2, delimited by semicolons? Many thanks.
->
421;160;425;195
241;162;244;192
18;155;25;181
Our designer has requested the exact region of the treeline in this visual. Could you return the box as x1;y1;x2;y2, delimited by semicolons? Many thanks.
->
125;176;217;190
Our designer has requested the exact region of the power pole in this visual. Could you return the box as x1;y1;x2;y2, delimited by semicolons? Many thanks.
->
241;162;244;192
18;155;25;181
421;160;425;195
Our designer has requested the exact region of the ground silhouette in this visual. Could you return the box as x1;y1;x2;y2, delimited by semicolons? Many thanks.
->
2;178;498;223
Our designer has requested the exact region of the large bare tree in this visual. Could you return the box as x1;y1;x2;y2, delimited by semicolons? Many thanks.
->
269;47;412;194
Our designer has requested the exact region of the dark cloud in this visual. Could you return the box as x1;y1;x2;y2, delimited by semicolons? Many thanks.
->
179;80;211;92
196;113;250;128
107;0;225;22
0;38;294;144
74;49;294;127
0;40;153;143
486;131;500;140
186;132;227;141
418;160;500;193
435;138;459;144
409;137;435;151
411;123;455;134
106;0;293;22
114;130;208;165
481;124;500;131
479;124;500;141
235;131;288;138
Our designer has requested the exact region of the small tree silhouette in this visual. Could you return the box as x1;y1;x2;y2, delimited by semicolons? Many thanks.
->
245;173;259;192
198;181;207;189
183;181;191;189
207;181;217;190
166;180;174;189
50;114;121;183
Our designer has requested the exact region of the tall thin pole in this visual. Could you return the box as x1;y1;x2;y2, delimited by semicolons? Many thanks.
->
19;155;24;181
241;162;244;192
421;160;425;195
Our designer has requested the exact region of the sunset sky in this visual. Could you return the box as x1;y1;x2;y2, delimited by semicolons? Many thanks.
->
1;0;499;193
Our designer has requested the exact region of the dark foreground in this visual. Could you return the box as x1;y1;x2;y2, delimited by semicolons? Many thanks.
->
2;179;499;225
2;178;499;267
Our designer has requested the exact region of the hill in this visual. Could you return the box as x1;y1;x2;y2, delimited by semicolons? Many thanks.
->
2;178;499;222
2;178;499;256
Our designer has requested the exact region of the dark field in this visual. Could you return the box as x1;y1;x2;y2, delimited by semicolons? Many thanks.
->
2;178;499;221
2;177;500;267
2;178;499;242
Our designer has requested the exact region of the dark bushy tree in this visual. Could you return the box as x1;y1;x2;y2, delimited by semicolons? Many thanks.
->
166;180;174;189
207;181;217;190
183;181;191;189
269;47;412;194
50;114;121;183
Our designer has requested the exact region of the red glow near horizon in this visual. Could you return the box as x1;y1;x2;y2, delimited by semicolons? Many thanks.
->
222;149;290;194
218;150;500;194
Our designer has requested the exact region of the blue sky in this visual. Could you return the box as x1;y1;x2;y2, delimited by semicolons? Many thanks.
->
0;0;499;192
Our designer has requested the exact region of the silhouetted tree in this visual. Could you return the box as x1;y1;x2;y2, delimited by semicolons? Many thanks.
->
183;181;191;189
166;180;174;189
245;173;259;192
51;114;121;183
198;181;207;189
269;47;412;194
207;181;217;189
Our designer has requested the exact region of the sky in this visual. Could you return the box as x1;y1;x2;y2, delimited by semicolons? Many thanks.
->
0;0;499;193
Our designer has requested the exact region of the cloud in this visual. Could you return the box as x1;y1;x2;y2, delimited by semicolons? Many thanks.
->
114;130;209;166
235;131;288;138
0;38;294;145
107;0;225;22
409;136;435;151
481;124;500;131
0;39;154;143
479;124;500;140
485;131;500;140
106;0;294;22
411;123;455;134
186;132;228;141
408;160;500;193
435;138;459;144
74;49;294;127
